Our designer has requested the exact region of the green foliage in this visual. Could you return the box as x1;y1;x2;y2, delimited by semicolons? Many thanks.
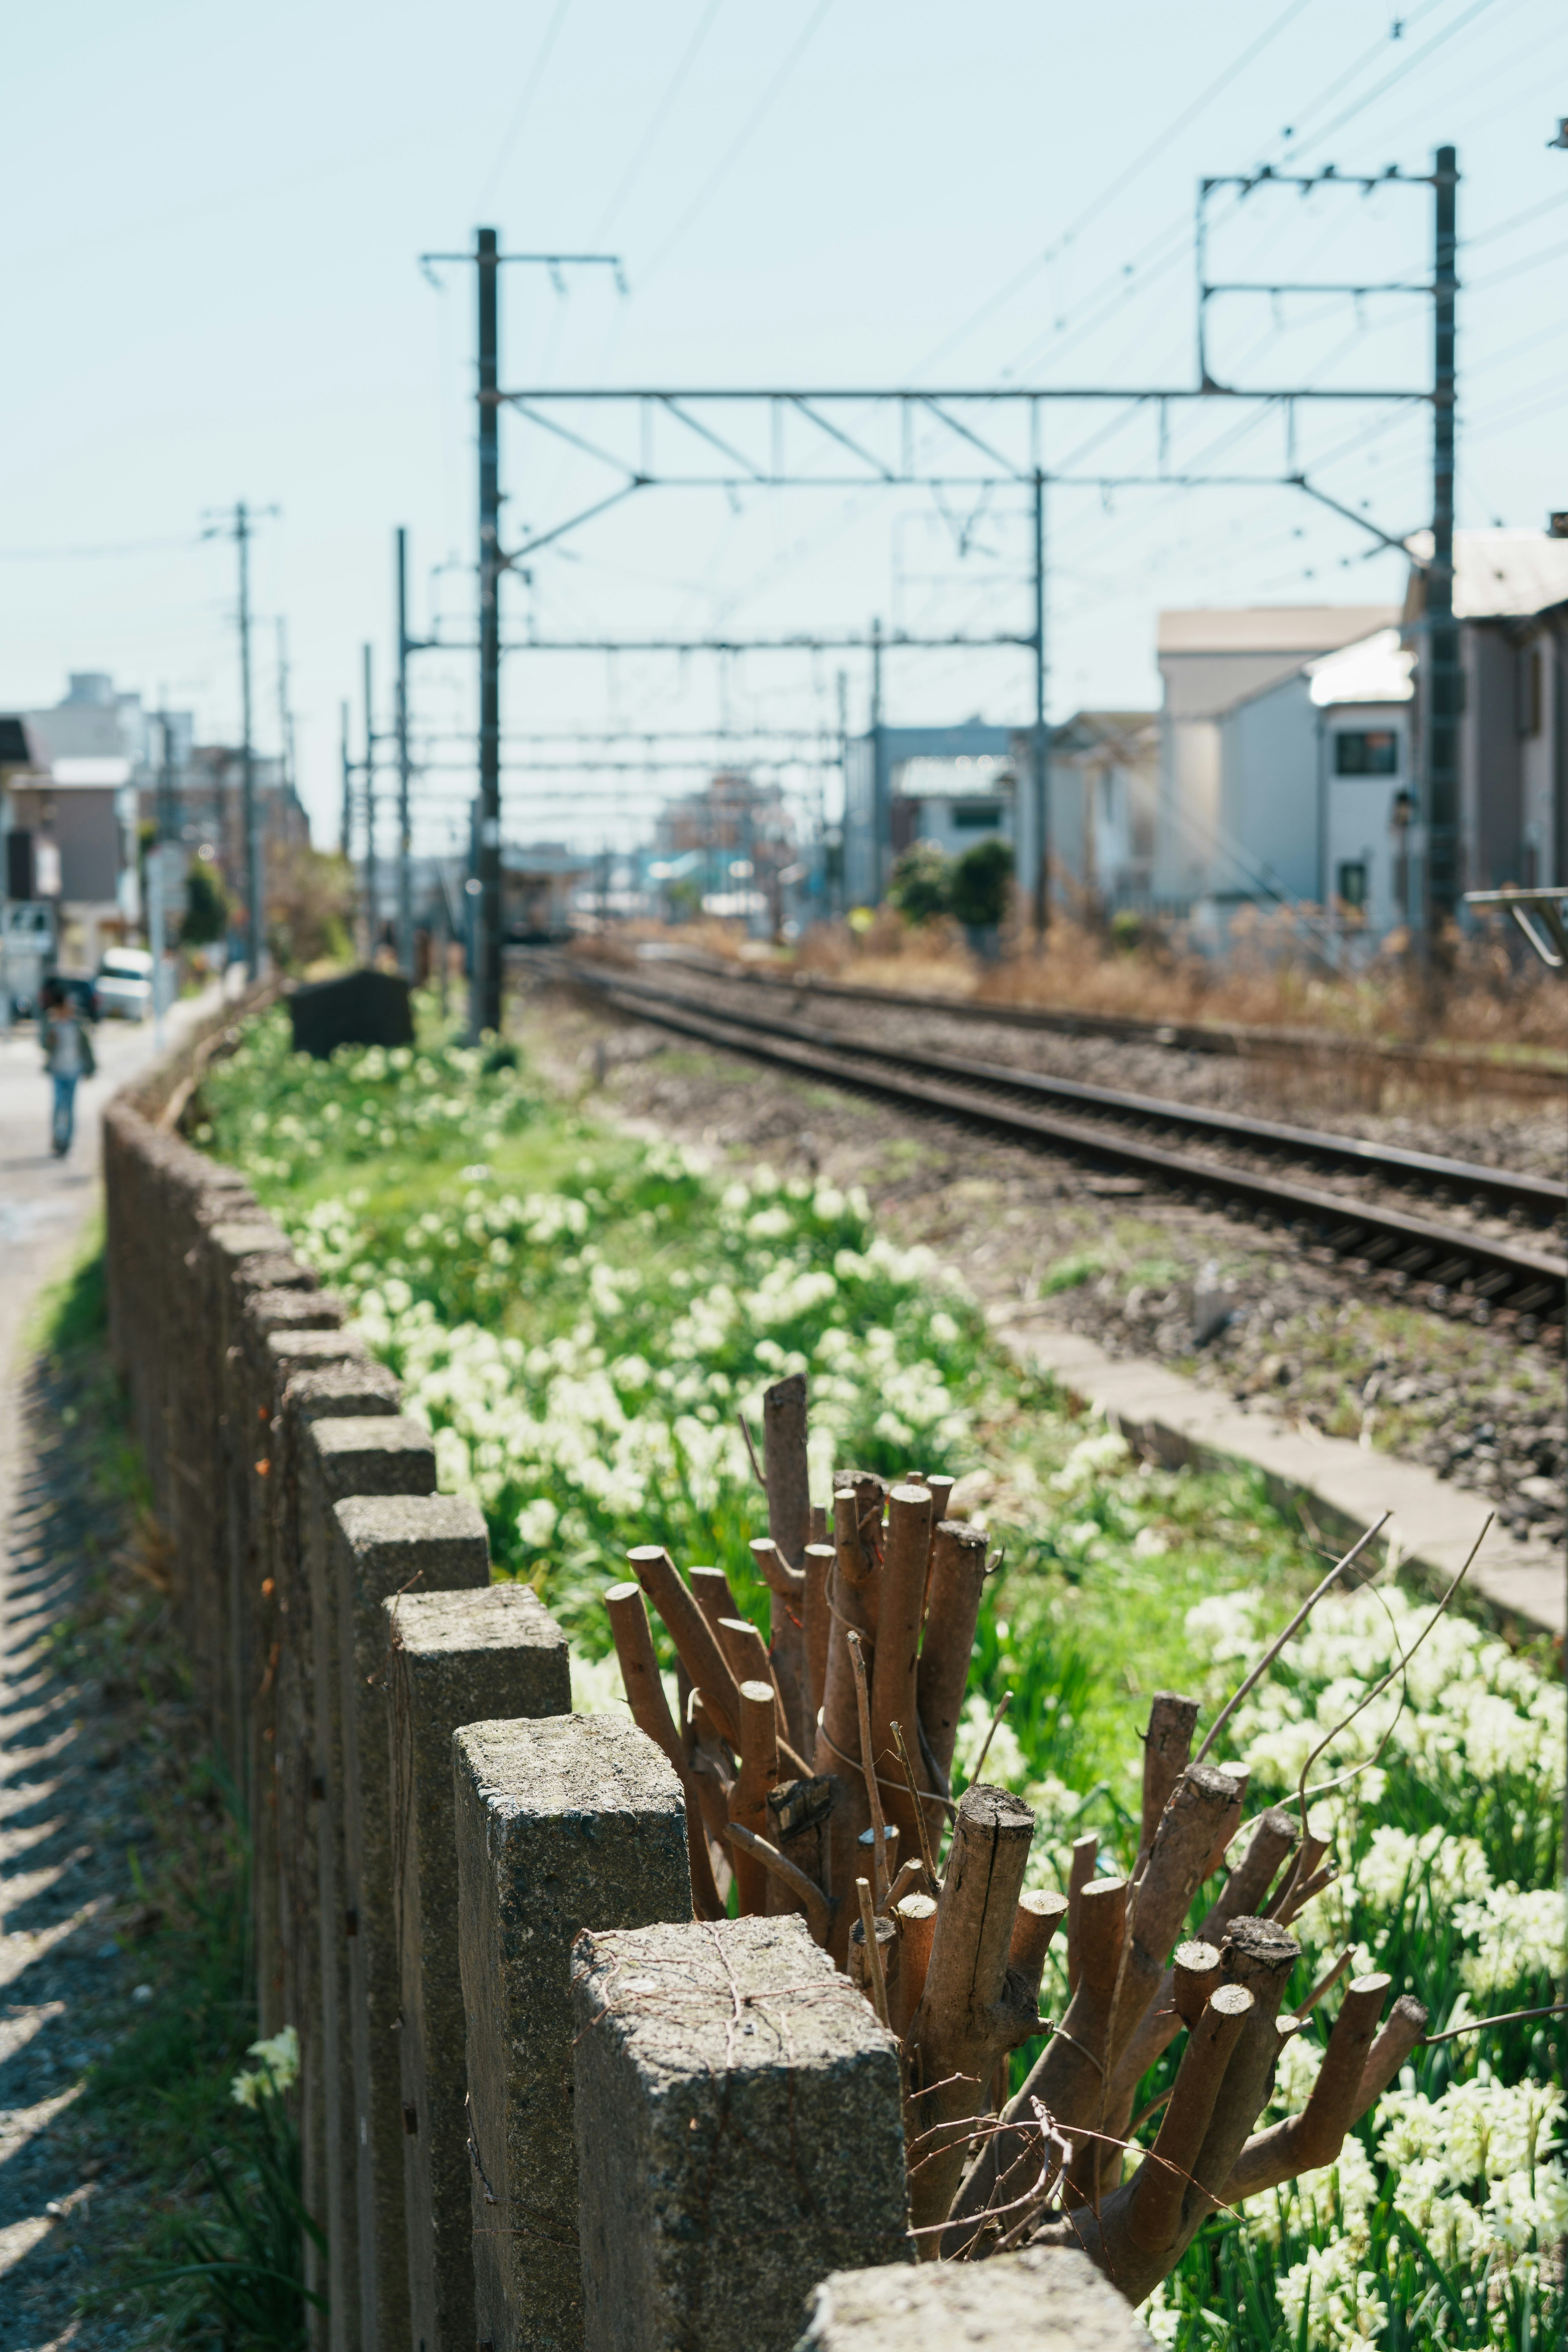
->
949;833;1014;929
192;997;1565;2350
888;838;953;925
182;861;231;947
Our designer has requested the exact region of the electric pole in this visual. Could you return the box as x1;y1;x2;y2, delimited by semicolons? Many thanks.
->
1425;146;1460;931
870;617;885;901
156;705;178;845
203;501;277;980
362;644;377;963
396;526;414;978
275;618;296;808
476;230;501;1033
417;230;622;1038
339;701;353;860
1031;468;1049;939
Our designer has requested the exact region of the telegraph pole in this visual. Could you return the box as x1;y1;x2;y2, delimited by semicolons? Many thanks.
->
238;506;260;975
275;618;296;806
417;231;622;1037
475;231;502;1033
1426;146;1460;931
870;617;885;900
156;707;178;844
395;526;414;977
1031;468;1049;938
339;701;353;860
362;644;377;962
203;500;277;979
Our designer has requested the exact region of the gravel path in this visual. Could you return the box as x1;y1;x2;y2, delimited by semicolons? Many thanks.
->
534;979;1564;1557
0;991;228;2347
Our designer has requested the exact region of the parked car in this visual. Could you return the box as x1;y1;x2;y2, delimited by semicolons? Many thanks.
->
95;948;154;1021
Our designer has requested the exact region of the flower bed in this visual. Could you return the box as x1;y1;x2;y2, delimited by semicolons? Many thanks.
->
198;1006;1565;2348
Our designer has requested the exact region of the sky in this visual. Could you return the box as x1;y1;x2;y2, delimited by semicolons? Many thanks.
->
2;0;1565;860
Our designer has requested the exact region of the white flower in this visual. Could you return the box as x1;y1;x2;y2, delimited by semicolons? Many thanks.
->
231;2023;300;2107
515;1497;559;1550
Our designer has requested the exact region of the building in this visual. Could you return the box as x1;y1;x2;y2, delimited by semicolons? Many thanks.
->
653;771;798;930
842;722;1018;907
1;672;310;971
1153;604;1404;931
841;713;1158;922
1403;526;1568;895
1049;712;1160;914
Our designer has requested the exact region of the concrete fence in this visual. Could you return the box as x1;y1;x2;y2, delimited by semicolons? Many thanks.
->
101;1005;1152;2352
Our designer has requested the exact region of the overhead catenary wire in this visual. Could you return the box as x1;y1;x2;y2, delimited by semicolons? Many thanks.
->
637;0;837;283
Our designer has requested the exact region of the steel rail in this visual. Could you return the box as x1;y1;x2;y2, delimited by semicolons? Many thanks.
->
595;966;1564;1226
646;948;1568;1099
555;960;1568;1321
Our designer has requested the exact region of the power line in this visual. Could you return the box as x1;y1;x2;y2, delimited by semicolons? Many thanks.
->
480;0;576;205
906;0;1319;384
591;0;725;242
638;0;836;282
1283;0;1504;159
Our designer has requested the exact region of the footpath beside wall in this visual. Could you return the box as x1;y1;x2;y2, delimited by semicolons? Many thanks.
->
102;1002;1155;2352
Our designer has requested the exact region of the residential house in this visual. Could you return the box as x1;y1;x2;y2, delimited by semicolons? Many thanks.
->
1403;526;1568;893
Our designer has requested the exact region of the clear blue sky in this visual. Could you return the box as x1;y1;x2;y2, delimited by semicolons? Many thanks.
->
2;0;1564;856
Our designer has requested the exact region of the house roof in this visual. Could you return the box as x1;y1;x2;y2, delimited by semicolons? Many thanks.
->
1307;628;1414;708
51;757;131;786
1403;528;1568;621
1157;605;1399;657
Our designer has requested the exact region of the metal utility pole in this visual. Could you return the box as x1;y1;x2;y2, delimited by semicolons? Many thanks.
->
1426;147;1460;930
870;618;886;899
395;526;414;978
275;619;296;806
475;232;502;1034
362;644;378;963
417;232;622;1038
1031;468;1049;938
156;708;178;844
203;501;277;979
339;701;353;860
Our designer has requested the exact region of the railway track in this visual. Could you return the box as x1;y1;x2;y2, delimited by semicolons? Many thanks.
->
647;946;1568;1099
554;956;1568;1329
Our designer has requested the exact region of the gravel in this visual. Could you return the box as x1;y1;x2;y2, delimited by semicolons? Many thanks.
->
532;978;1564;1555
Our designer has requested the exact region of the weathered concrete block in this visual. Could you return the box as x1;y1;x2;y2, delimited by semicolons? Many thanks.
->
794;2247;1156;2351
571;1915;908;2352
301;1417;438;2352
387;1585;571;2352
454;1714;693;2352
334;1498;492;2352
270;1354;403;2341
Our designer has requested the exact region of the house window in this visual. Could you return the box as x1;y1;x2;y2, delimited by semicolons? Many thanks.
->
1336;862;1368;911
950;803;1004;831
1334;730;1399;775
1518;644;1543;737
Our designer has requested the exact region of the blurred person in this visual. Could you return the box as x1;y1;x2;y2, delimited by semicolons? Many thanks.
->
40;980;96;1157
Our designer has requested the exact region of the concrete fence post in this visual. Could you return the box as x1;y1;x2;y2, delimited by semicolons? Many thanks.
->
454;1714;694;2352
298;1415;439;2352
386;1584;571;2352
269;1352;405;2332
570;1915;909;2352
333;1497;494;2352
794;2247;1157;2352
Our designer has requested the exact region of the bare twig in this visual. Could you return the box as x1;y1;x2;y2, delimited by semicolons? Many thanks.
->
890;1718;941;1893
846;1628;889;1907
1194;1515;1388;1766
970;1688;1013;1786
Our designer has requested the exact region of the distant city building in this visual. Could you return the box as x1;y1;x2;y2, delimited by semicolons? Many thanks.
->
0;670;308;971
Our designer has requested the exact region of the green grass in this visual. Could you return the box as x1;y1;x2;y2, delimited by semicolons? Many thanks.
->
26;1250;312;2348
